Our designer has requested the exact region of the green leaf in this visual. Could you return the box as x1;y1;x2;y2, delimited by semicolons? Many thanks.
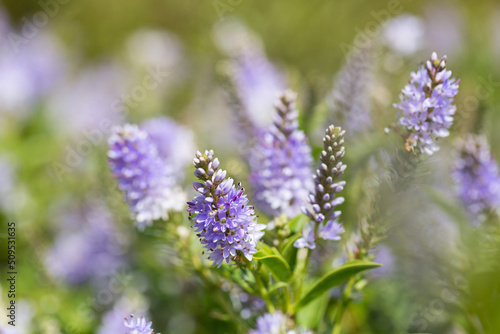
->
268;282;289;294
295;261;382;310
281;233;301;270
254;254;292;282
254;243;275;258
288;214;310;233
296;287;330;329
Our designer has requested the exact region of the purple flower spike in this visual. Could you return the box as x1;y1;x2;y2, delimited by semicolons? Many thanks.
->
108;124;185;228
394;52;459;155
249;90;314;218
453;135;500;222
187;150;265;267
295;125;346;249
124;315;155;334
141;117;195;178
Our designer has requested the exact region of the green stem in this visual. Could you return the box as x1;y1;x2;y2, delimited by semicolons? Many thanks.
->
250;264;275;313
283;285;293;314
331;277;355;334
295;222;320;308
295;248;311;306
184;233;245;332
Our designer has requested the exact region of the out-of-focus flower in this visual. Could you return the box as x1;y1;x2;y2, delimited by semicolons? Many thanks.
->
223;281;266;320
45;200;124;285
382;15;424;56
231;54;286;128
453;135;500;220
0;30;66;118
48;62;129;137
296;125;346;249
124;315;155;334
328;43;374;137
97;292;149;334
108;122;186;228
213;19;264;58
249;90;313;218
126;29;187;95
187;150;265;267
214;20;286;130
141;117;195;179
423;2;464;56
371;246;395;278
393;52;459;155
249;312;312;334
126;29;183;70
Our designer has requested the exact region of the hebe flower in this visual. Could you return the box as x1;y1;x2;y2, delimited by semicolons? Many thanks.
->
141;116;195;178
249;90;314;218
453;135;500;220
249;312;312;334
108;123;185;228
394;52;459;155
214;20;286;130
124;315;155;334
295;125;346;249
187;150;265;267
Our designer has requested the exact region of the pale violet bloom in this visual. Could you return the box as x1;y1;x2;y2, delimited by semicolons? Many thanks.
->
47;62;130;137
124;315;155;334
108;122;187;228
382;15;424;56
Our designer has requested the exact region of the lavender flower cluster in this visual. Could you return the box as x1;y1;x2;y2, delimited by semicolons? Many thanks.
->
108;120;186;228
187;150;265;267
295;125;346;249
453;135;500;219
249;90;313;218
394;52;460;155
124;315;155;334
99;49;472;333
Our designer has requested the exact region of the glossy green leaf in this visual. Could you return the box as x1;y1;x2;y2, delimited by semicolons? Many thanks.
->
254;254;292;282
288;214;310;233
268;282;289;294
281;233;301;270
254;243;275;258
295;261;382;310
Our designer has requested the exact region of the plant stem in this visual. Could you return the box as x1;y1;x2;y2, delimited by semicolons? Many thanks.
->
331;277;355;334
184;232;245;332
283;285;293;314
250;264;275;313
295;248;311;307
295;222;320;308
